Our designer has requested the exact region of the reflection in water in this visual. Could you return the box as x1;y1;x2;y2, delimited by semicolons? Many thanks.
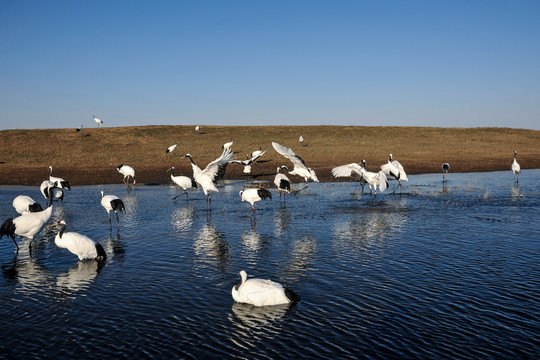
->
229;302;289;330
1;255;49;294
171;205;195;232
283;236;316;281
511;184;521;199
193;215;230;271
56;260;104;293
273;208;291;237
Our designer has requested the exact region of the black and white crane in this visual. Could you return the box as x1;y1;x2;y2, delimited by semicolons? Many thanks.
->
274;166;291;201
222;139;233;151
230;148;268;174
442;163;450;182
272;142;319;184
13;195;43;214
184;148;234;208
380;154;408;192
166;144;177;154
92;115;103;126
117;164;136;189
48;166;71;190
40;180;64;206
101;191;125;230
49;220;107;261
231;270;301;307
0;205;53;252
359;166;388;196
512;151;520;183
331;160;368;193
169;167;197;200
299;133;304;146
239;188;272;212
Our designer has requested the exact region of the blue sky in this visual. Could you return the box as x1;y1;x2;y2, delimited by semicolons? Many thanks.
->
1;1;539;130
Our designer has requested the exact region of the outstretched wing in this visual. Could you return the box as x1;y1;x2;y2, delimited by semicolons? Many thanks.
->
202;148;235;181
377;171;388;192
247;148;269;164
331;163;363;178
392;160;408;181
272;142;307;169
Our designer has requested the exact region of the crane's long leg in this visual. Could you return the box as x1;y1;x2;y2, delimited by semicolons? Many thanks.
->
11;236;19;252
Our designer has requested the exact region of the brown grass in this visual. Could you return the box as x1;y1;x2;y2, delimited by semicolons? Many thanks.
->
0;125;538;186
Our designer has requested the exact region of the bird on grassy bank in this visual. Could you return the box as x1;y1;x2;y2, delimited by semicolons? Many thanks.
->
222;139;233;151
512;151;520;183
48;166;71;190
232;270;301;307
166;144;177;154
93;115;103;126
442;163;450;182
169;167;197;200
101;191;125;230
239;188;272;212
40;180;64;206
274;166;291;201
381;154;407;192
299;133;304;146
185;148;234;208
13;195;43;214
272;142;319;185
231;148;269;174
50;220;107;261
1;205;53;252
117;164;136;189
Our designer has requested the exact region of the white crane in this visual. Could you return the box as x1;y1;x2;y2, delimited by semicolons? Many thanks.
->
92;115;103;126
239;188;272;211
166;144;177;154
13;195;43;214
299;133;304;146
48;166;71;190
169;167;197;200
117;164;136;189
40;180;64;206
195;125;200;132
272;142;319;185
101;191;125;229
512;151;520;183
222;139;233;151
359;166;388;196
274;166;291;201
331;160;368;193
230;148;268;174
50;220;107;261
184;148;234;208
442;163;450;182
231;270;301;306
0;205;53;252
381;154;408;192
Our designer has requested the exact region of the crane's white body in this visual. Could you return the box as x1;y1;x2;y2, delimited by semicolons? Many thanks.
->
48;166;70;189
170;167;197;200
381;154;408;183
222;140;233;151
166;144;177;154
359;167;388;195
332;161;368;192
12;205;53;239
40;180;64;205
239;188;272;210
117;164;136;187
53;221;106;261
274;167;291;195
231;270;297;307
272;142;318;183
512;151;520;183
13;195;42;214
93;115;103;126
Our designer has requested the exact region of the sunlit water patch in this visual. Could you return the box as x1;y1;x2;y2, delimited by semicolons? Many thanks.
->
1;170;539;358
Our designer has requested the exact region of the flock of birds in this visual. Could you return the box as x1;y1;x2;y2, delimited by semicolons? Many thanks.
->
0;123;524;306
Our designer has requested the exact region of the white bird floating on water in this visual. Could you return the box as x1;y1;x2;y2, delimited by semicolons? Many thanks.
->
239;188;272;211
117;164;136;189
442;163;450;182
272;142;319;185
92;115;103;126
48;166;71;190
101;191;125;229
166;144;177;154
169;167;197;200
231;270;301;307
512;151;520;183
13;195;43;214
231;148;268;174
185;148;234;208
1;205;53;252
380;154;408;193
40;180;64;206
50;220;107;261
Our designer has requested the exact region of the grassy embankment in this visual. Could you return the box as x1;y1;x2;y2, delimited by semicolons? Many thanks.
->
0;125;538;186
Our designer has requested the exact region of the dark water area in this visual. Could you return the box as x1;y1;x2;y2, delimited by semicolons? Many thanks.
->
1;170;539;359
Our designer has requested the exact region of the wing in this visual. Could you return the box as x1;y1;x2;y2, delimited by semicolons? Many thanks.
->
392;160;408;181
272;142;308;169
309;168;319;182
247;148;268;164
381;162;400;178
202;148;235;181
377;171;388;192
331;163;363;178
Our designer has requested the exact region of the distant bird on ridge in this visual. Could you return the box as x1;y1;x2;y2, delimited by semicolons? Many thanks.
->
93;115;103;127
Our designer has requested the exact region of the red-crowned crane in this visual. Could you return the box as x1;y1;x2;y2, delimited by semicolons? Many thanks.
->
117;164;136;189
239;188;272;212
1;205;53;252
230;148;268;174
232;270;301;307
13;195;43;214
442;163;450;182
381;154;408;193
166;144;177;154
50;220;107;261
101;191;125;230
272;142;318;185
40;180;64;206
93;115;103;126
169;167;197;200
512;151;520;183
48;166;71;190
274;166;291;201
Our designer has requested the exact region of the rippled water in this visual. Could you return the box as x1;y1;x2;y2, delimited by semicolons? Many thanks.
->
1;170;539;359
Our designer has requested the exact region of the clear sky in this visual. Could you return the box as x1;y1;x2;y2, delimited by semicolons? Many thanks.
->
1;0;539;130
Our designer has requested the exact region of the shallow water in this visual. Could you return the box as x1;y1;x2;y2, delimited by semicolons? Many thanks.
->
1;170;539;359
